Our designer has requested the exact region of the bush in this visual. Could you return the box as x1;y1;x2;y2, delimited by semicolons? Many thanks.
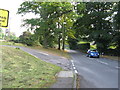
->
104;49;119;56
68;38;78;50
77;43;90;51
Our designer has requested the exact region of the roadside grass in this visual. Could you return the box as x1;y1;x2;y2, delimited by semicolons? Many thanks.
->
101;55;119;61
1;46;62;88
0;41;26;47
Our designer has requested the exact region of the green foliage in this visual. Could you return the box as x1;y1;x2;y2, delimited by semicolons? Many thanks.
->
0;28;5;39
112;2;120;50
74;2;115;52
77;43;90;51
19;31;40;46
68;38;78;50
17;1;120;53
18;2;76;50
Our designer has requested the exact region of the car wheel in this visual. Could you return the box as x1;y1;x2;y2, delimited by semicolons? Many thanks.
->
89;55;92;58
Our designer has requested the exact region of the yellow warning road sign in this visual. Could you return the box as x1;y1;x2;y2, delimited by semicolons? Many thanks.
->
0;9;9;27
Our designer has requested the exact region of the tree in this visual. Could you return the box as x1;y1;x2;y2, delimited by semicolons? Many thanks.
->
112;2;120;53
19;31;34;46
74;2;115;52
0;28;5;40
18;2;76;50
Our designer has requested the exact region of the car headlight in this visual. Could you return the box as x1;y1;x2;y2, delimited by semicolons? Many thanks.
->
91;53;94;55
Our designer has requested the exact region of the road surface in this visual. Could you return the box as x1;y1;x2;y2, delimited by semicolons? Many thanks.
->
68;50;119;88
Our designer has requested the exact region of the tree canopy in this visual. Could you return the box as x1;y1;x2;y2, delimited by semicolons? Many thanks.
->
17;1;119;54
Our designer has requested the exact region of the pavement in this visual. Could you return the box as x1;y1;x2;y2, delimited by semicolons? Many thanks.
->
51;71;74;88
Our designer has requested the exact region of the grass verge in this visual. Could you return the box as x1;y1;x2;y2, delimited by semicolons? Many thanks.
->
0;41;26;47
101;55;119;61
1;46;62;88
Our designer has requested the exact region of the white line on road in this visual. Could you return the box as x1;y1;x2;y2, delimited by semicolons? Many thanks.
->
72;63;75;67
37;52;49;56
115;66;120;69
28;53;39;59
73;66;76;70
98;61;108;65
74;70;78;74
88;58;94;60
71;60;74;63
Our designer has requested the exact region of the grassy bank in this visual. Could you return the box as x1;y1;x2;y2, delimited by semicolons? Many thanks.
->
1;46;62;88
0;41;25;46
101;55;119;61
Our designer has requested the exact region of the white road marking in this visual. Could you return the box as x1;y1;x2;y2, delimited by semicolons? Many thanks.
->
88;58;109;66
37;52;49;56
73;66;76;70
72;63;75;67
28;53;39;59
115;66;120;69
71;60;74;63
71;59;78;74
98;61;108;65
88;58;94;60
89;58;119;69
75;70;78;74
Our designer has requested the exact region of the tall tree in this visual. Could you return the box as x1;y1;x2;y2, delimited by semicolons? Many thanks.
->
18;2;76;50
74;2;115;52
112;2;120;52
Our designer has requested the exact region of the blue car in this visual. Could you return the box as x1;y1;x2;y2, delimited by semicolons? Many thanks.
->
87;49;100;58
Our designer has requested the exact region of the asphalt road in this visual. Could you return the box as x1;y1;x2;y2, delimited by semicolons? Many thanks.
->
68;50;119;88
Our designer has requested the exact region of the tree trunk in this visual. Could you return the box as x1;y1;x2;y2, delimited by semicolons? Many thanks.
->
58;21;61;50
62;36;65;50
62;26;65;50
43;29;48;48
62;16;66;51
58;35;61;50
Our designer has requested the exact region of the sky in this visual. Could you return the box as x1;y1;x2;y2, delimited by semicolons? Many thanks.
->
0;0;36;37
0;0;118;37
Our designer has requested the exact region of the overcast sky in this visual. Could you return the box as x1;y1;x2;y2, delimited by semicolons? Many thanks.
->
1;0;117;37
0;0;36;37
